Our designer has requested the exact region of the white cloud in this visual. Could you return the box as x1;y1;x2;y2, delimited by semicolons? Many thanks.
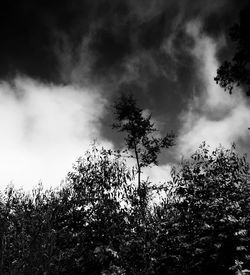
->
143;164;172;184
177;21;250;158
0;77;111;190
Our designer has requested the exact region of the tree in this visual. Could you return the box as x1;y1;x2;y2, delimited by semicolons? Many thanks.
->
66;145;137;274
0;146;139;275
169;143;250;275
215;6;250;96
112;94;175;203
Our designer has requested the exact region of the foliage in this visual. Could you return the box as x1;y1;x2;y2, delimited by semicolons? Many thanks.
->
215;6;250;96
1;144;250;274
169;143;250;274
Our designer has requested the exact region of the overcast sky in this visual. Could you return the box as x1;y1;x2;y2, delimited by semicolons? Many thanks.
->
0;0;249;190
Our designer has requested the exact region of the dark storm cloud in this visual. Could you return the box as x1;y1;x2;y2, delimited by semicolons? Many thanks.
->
0;0;94;82
0;0;248;82
0;0;134;82
0;1;98;80
87;0;249;81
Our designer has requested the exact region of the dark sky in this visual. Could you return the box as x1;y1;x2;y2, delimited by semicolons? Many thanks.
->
0;0;247;83
0;0;249;188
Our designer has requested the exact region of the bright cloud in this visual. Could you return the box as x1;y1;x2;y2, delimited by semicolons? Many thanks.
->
143;164;172;184
177;21;250;157
0;77;111;190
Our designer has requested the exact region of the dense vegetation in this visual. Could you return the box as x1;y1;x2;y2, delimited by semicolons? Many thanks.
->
1;143;250;275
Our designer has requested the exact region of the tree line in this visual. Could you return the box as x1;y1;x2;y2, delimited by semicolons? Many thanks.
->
1;142;250;274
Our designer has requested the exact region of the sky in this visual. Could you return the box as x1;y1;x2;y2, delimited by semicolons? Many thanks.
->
0;0;250;190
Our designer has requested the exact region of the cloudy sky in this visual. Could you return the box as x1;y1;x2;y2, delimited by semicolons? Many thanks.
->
0;0;249;190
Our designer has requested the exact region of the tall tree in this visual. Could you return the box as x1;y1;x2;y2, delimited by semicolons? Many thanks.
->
112;94;175;203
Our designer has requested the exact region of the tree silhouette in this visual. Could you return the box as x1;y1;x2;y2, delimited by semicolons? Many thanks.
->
112;94;175;204
215;6;250;96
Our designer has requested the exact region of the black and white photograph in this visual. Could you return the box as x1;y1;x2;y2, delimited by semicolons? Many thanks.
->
0;0;250;274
